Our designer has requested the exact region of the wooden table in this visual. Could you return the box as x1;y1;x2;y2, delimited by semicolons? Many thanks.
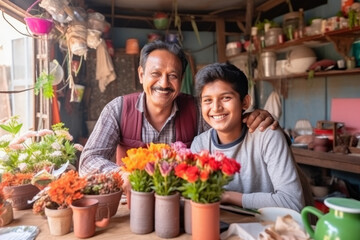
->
6;203;256;239
292;147;360;174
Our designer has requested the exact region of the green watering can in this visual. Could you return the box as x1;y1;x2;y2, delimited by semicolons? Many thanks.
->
301;197;360;240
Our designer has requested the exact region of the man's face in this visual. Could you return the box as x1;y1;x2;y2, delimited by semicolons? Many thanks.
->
138;49;182;110
200;80;250;143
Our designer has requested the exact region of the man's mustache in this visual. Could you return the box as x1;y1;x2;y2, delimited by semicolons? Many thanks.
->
152;87;175;92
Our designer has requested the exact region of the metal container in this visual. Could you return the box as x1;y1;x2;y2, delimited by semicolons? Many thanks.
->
261;51;276;77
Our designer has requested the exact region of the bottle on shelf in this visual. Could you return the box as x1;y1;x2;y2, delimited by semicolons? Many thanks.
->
298;8;305;38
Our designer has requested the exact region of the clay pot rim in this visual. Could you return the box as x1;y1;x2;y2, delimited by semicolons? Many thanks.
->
71;198;99;209
83;189;122;197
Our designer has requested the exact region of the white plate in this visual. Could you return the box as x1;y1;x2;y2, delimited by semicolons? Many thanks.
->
255;207;303;227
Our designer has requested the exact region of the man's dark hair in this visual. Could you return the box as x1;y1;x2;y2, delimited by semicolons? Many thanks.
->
195;62;248;101
139;41;188;75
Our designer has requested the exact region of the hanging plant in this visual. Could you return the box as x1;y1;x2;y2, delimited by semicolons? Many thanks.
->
34;71;55;99
24;0;54;36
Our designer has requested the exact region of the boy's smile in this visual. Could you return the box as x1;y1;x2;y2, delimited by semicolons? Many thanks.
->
200;80;250;144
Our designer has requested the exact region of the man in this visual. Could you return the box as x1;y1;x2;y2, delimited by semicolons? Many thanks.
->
79;41;277;193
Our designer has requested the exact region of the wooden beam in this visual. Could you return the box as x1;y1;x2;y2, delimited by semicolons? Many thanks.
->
256;0;287;12
216;18;226;63
111;0;115;26
245;0;254;36
0;0;27;22
236;20;246;33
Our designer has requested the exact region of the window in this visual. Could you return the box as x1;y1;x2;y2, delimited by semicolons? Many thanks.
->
0;10;35;132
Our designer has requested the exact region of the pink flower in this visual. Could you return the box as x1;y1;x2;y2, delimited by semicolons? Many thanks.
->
9;143;25;150
11;136;27;145
74;144;83;151
37;129;54;137
22;130;37;138
145;162;155;176
159;160;173;177
170;141;187;152
175;148;194;162
54;130;73;141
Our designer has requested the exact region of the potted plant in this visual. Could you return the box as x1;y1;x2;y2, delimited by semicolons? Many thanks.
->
0;116;83;209
82;171;124;221
144;144;182;238
0;172;38;210
174;150;241;240
33;170;86;235
24;0;54;36
121;143;167;234
0;179;13;226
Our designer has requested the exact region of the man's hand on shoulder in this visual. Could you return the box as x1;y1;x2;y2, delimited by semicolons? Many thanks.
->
243;109;279;133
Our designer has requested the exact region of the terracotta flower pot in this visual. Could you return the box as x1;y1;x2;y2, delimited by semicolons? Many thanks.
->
45;207;73;236
4;184;40;210
83;190;122;221
155;192;180;238
71;198;110;238
130;190;154;234
183;198;192;234
191;201;220;240
0;201;14;226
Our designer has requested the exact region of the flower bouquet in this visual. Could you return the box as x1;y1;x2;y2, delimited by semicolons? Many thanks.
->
174;150;240;240
121;143;170;235
143;142;187;238
32;170;86;215
175;150;240;203
121;143;169;192
144;146;181;196
0;116;83;210
0;116;83;173
33;170;86;235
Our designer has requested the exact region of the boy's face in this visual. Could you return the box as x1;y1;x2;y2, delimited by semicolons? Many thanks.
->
200;80;250;143
138;49;182;111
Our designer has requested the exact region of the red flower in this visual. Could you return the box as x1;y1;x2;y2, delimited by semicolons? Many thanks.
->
185;166;199;183
174;162;188;179
199;169;209;182
222;157;241;176
175;149;241;204
207;157;222;172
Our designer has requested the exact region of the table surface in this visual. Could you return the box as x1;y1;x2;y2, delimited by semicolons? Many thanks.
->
6;203;257;240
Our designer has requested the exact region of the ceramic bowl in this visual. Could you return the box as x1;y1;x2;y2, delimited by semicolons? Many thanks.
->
255;207;303;227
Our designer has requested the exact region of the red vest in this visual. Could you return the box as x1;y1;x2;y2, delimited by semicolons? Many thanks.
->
116;92;197;165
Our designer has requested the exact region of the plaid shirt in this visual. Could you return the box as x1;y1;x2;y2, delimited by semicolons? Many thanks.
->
79;92;208;176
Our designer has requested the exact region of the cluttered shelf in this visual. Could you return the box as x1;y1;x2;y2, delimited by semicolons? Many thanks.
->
292;147;360;174
253;67;360;81
264;26;360;53
227;26;360;61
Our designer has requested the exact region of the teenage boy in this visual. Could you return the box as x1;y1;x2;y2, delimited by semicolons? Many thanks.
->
191;63;304;211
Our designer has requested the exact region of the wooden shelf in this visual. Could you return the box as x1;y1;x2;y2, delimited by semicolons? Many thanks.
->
292;147;360;174
264;26;360;53
254;68;360;81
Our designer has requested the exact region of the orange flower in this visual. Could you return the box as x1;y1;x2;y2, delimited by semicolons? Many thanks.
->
121;147;157;173
0;172;34;187
47;170;86;209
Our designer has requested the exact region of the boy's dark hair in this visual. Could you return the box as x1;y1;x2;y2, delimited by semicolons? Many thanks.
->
139;40;188;75
195;62;248;101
